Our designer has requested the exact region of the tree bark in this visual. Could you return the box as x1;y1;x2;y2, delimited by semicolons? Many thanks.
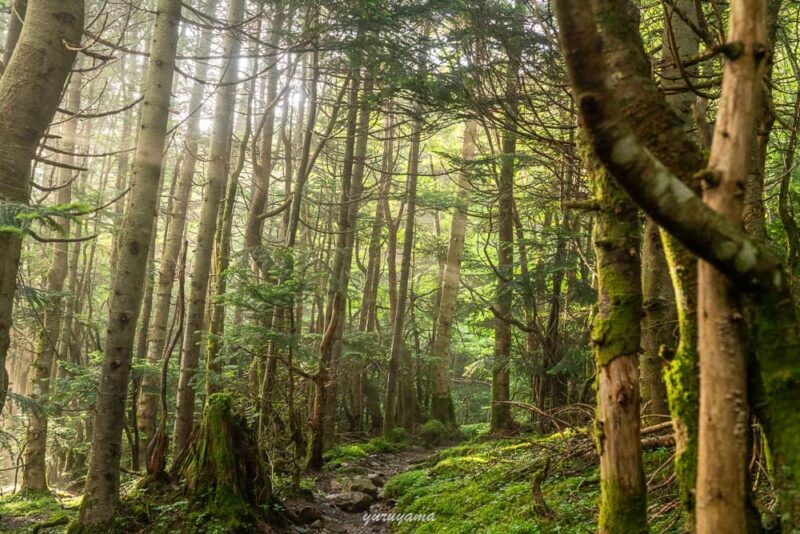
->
431;120;477;426
556;0;800;529
640;220;673;422
696;5;766;532
385;109;421;433
0;0;82;417
172;0;244;456
77;0;180;527
137;0;219;456
490;120;516;434
586;149;648;534
1;0;26;73
21;70;81;492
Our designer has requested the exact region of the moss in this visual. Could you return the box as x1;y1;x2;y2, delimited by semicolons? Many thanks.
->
599;479;648;534
385;433;682;533
661;234;699;520
0;492;78;533
172;393;273;531
323;436;405;468
418;419;452;447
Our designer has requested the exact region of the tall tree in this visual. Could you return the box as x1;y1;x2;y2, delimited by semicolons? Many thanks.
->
136;0;219;452
21;70;81;492
77;0;181;527
0;0;83;416
586;150;647;532
172;0;244;455
385;106;421;433
431;120;477;426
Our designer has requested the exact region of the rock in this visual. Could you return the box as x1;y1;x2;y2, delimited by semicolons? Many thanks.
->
331;476;379;498
297;505;322;524
327;491;373;512
325;522;349;533
348;476;379;498
366;473;385;487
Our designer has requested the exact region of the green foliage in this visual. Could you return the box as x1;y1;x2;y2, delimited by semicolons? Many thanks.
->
459;422;489;441
385;433;683;534
0;492;79;533
323;436;404;468
418;419;452;447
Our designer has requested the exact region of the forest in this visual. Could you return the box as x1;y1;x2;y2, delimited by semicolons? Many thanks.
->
0;0;797;532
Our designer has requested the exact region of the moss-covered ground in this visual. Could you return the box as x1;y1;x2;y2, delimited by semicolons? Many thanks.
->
384;425;682;533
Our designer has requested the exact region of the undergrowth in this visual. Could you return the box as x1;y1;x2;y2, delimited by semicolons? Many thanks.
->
385;426;683;533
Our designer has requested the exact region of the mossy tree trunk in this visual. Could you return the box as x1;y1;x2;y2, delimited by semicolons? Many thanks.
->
557;0;800;529
585;0;704;524
173;394;273;530
586;151;648;534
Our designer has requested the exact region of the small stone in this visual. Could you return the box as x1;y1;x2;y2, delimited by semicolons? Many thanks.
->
325;522;349;533
327;491;373;512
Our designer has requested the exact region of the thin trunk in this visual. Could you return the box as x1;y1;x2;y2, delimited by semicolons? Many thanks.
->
587;151;647;533
137;0;218;452
490;124;516;434
309;70;370;469
21;70;81;492
431;120;477;426
696;5;766;532
1;0;26;72
172;0;244;456
385;110;421;433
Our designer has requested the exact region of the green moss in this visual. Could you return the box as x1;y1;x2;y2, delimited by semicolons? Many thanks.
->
385;432;681;533
323;436;405;468
0;492;78;533
599;478;648;534
459;423;489;441
418;419;451;447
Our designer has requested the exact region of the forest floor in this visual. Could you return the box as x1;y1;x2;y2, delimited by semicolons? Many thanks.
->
283;443;440;533
0;424;683;533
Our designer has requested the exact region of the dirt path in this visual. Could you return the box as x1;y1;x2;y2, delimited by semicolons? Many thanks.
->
286;446;437;533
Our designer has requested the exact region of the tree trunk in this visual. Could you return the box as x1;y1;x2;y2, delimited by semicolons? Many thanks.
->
639;218;673;422
490;123;516;434
1;0;26;73
385;110;421;433
0;0;82;417
137;0;219;457
696;5;766;533
77;0;180;528
557;0;800;529
309;70;370;469
171;394;274;529
21;69;81;492
586;151;647;534
431;120;477;426
173;0;244;456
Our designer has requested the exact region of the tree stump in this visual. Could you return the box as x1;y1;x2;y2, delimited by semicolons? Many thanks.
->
171;394;275;530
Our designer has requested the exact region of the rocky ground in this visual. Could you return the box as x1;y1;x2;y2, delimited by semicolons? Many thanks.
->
284;446;437;534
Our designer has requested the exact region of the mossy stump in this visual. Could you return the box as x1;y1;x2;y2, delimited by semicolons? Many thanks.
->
171;394;276;531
